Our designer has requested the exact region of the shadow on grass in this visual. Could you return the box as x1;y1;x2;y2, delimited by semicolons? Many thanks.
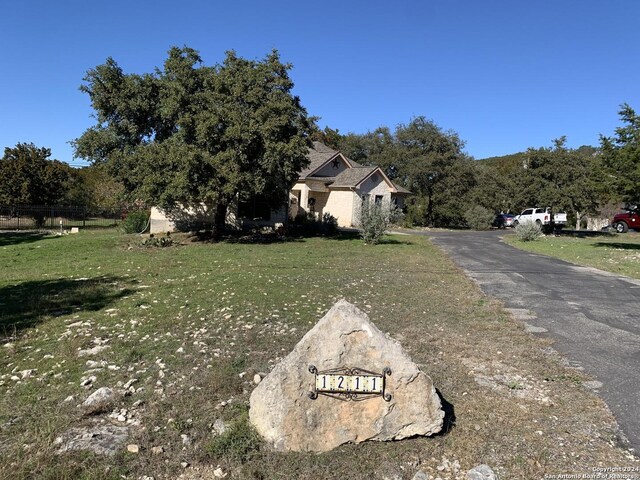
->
0;232;56;247
0;276;134;339
377;237;414;245
593;242;640;251
434;388;456;436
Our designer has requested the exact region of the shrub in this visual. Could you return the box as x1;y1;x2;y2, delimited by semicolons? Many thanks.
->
139;232;174;248
289;212;338;237
358;201;404;245
121;210;149;234
515;221;543;241
465;205;495;230
321;212;338;235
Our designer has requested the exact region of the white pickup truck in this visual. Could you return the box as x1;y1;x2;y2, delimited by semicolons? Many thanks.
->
513;207;567;231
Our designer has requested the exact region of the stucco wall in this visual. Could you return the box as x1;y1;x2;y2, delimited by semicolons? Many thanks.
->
150;202;283;233
324;189;357;227
150;207;177;234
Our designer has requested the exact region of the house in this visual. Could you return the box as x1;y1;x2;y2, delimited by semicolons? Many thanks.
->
149;142;410;233
290;142;411;227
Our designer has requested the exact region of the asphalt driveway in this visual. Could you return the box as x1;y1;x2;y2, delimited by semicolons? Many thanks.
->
409;229;640;455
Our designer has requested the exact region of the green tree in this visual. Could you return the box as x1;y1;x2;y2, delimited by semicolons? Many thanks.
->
320;117;473;227
65;165;126;215
73;47;312;234
519;137;599;228
0;143;71;206
393;117;475;226
599;103;640;204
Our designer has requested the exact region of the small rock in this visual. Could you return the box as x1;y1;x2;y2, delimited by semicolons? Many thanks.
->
213;467;227;478
19;369;35;379
82;387;116;414
181;434;191;446
126;444;140;453
78;345;109;357
181;461;189;468
466;464;496;480
80;375;96;387
123;378;138;389
253;374;262;385
212;419;227;435
151;445;164;454
412;472;430;480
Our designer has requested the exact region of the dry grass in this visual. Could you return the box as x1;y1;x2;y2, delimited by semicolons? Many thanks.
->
0;230;637;479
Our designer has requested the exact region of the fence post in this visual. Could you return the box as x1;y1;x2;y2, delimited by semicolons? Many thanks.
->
83;207;86;228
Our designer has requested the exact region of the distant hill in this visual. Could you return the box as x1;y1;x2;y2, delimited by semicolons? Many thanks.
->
477;145;598;176
476;152;527;176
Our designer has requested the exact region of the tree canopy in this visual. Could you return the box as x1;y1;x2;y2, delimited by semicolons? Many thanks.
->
73;46;313;231
518;137;599;228
0;143;72;205
599;103;640;204
329;117;474;227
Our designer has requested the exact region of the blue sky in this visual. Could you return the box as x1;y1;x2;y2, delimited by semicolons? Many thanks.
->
1;0;638;166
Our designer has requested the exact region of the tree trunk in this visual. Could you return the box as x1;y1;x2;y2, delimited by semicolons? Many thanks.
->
213;202;228;240
575;211;581;230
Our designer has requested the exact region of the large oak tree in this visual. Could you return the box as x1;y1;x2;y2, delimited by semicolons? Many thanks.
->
73;47;313;233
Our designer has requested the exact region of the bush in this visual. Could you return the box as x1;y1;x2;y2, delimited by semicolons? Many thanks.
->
289;212;338;237
465;205;495;230
139;232;174;248
515;221;543;241
121;210;149;234
358;201;404;245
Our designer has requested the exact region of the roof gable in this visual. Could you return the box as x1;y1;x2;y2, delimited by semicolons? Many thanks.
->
299;142;411;194
300;142;362;179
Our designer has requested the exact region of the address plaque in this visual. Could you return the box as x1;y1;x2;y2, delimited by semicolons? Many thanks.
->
308;365;392;402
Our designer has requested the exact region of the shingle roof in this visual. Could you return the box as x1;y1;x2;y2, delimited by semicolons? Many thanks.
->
330;166;378;188
300;143;407;192
299;142;340;179
393;183;412;194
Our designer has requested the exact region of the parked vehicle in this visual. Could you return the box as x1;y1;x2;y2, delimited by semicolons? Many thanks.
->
513;207;567;232
612;205;640;233
493;213;516;228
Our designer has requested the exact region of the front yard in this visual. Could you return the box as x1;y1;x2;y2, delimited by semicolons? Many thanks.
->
0;230;637;479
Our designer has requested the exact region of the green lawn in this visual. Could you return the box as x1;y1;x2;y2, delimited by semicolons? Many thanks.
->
504;231;640;279
0;230;636;479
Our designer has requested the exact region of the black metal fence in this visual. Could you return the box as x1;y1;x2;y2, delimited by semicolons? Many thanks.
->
0;205;122;230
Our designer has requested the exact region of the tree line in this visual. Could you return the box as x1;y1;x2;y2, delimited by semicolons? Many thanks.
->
0;143;123;215
1;45;638;230
312;104;639;229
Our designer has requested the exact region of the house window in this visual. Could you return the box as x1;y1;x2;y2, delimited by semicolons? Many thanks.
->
238;194;271;220
361;194;370;204
374;195;383;205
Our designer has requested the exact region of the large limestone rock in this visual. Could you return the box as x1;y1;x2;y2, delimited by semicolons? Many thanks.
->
249;300;444;452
